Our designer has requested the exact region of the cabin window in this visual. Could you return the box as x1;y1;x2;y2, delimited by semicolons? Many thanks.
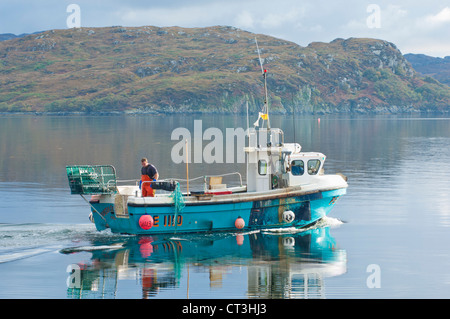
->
307;159;321;175
258;160;267;175
291;160;304;176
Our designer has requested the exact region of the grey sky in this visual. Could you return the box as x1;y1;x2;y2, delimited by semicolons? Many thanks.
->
0;0;449;57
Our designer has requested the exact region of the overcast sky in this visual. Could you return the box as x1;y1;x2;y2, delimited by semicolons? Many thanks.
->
0;0;449;57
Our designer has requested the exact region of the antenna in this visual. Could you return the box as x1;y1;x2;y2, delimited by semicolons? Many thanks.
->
255;38;264;75
255;38;270;130
292;94;296;145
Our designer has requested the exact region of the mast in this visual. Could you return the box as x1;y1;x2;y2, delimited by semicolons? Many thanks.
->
263;68;270;130
246;39;278;192
255;38;270;130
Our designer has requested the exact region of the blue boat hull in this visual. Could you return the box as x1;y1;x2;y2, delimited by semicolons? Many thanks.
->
90;188;346;235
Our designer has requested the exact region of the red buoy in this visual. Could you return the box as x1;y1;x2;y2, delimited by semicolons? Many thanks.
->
236;234;244;245
235;217;245;230
139;215;154;230
138;237;154;258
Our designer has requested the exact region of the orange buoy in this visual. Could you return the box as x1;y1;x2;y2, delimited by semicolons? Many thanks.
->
235;217;245;230
139;215;154;230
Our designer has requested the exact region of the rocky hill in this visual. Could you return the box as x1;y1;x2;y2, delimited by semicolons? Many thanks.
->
0;25;449;114
404;53;450;86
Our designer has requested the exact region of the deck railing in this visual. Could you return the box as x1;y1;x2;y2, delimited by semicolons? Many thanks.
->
118;171;244;196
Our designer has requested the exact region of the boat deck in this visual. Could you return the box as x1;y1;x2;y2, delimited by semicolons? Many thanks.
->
113;174;347;207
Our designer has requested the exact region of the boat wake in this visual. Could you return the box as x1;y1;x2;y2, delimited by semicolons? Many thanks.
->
59;243;125;254
0;223;125;264
316;216;345;228
0;246;59;264
167;217;344;242
261;216;344;234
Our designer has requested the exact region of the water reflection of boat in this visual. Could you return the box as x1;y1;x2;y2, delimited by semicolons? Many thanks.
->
63;224;346;299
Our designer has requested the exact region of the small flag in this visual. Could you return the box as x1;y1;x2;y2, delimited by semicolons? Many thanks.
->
253;112;268;126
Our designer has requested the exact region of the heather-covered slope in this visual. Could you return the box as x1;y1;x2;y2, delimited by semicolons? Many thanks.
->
0;26;448;113
404;53;450;87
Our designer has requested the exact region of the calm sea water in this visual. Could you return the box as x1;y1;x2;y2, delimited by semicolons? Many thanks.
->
0;113;449;299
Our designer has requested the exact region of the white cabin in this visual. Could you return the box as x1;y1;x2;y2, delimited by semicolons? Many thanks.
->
245;127;327;192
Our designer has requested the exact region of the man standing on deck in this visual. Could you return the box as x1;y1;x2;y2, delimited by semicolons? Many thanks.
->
141;157;159;197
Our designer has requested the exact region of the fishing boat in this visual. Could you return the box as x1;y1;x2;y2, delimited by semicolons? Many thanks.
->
66;42;348;235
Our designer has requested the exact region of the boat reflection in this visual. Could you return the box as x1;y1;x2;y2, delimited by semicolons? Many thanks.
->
63;225;346;299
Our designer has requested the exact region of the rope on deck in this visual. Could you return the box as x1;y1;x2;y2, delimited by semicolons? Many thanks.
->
170;182;185;233
170;182;185;214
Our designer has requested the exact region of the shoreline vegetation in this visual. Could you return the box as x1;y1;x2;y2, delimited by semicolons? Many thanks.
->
0;25;449;115
2;108;449;117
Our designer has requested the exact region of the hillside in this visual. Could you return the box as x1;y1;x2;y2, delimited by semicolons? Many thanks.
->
0;25;449;114
404;54;450;86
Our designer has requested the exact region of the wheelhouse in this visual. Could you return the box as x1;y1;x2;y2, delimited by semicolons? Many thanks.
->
286;152;327;186
245;127;328;191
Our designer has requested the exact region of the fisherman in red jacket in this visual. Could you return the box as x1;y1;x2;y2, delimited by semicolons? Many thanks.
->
140;157;159;197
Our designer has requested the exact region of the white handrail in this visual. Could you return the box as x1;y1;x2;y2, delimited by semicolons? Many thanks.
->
123;172;244;196
164;172;243;187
